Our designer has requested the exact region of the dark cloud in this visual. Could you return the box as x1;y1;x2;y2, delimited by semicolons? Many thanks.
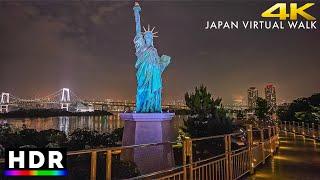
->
0;1;319;104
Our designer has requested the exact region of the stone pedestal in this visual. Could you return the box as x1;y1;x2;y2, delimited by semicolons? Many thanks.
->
120;113;175;174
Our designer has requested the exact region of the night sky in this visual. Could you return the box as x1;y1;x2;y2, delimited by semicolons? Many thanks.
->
0;1;319;104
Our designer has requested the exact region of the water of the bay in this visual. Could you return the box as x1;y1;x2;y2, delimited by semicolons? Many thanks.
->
0;114;186;137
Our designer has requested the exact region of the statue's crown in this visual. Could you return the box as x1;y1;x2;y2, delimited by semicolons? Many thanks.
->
143;24;158;38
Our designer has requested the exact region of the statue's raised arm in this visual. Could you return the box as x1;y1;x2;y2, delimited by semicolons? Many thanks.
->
133;2;145;57
132;2;171;113
133;2;142;35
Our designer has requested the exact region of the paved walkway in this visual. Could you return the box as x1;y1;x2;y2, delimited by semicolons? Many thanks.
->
247;132;320;180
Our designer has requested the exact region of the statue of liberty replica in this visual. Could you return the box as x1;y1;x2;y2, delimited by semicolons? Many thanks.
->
133;2;171;113
120;2;174;174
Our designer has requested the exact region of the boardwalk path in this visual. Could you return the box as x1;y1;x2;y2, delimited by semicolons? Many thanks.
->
247;132;320;180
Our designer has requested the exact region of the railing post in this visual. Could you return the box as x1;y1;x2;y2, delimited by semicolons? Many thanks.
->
318;124;320;139
225;134;232;180
260;129;265;164
273;126;277;149
312;123;315;138
271;126;274;149
289;121;292;131
246;125;254;174
90;151;97;180
106;150;112;180
228;135;232;179
224;135;229;180
275;126;280;148
182;139;187;180
187;138;193;180
292;121;295;133
183;137;193;180
182;137;192;180
284;121;287;131
268;127;273;156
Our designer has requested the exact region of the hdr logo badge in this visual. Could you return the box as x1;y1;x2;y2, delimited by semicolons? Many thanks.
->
4;148;67;177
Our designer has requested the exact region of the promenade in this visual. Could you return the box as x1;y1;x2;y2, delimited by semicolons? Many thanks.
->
248;132;320;179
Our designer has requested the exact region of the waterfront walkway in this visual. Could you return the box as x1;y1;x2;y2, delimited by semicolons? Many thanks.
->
247;132;320;179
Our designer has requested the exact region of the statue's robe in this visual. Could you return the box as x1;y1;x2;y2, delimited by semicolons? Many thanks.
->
134;33;170;113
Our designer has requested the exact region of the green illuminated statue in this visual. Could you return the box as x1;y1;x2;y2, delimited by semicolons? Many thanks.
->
133;2;171;113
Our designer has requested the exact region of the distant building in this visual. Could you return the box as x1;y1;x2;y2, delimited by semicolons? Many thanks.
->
75;103;94;112
265;84;277;113
247;87;258;111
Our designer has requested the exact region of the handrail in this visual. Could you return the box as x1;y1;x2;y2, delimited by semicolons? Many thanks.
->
191;134;226;141
232;146;248;154
193;153;226;166
280;121;319;140
67;140;177;156
127;164;187;180
65;132;244;156
0;133;242;162
191;132;243;142
0;125;280;180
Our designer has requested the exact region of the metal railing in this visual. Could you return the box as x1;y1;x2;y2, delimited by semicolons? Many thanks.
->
147;125;279;180
68;125;279;180
0;125;279;180
280;121;320;140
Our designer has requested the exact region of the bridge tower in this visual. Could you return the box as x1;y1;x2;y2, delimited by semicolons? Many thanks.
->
0;93;10;113
60;88;71;111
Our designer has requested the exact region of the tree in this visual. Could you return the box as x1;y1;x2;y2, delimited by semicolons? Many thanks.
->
183;85;232;138
277;93;320;124
295;106;320;124
276;106;290;122
183;85;233;159
309;93;320;106
185;85;221;117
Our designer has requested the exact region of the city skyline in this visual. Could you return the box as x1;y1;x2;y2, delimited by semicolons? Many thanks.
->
0;1;319;104
0;84;285;106
247;86;258;110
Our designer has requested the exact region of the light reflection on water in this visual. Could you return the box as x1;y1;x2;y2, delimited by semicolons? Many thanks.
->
248;132;320;179
0;114;186;136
